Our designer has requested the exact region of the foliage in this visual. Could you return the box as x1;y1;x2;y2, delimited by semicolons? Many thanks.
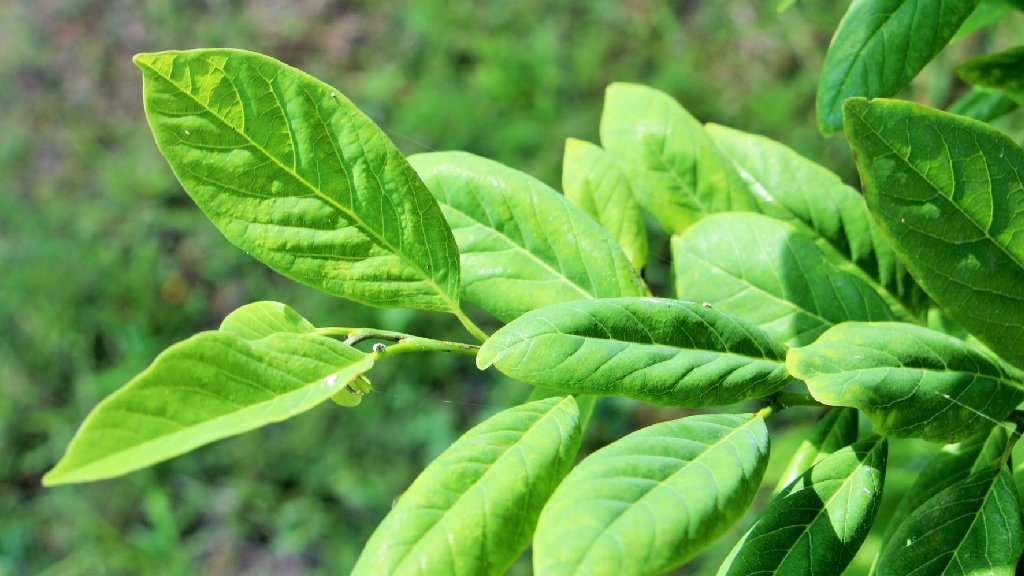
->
25;1;1024;575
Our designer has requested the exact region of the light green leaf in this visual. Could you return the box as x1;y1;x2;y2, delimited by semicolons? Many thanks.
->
946;86;1018;122
562;138;648;271
816;0;980;134
879;425;1011;556
844;97;1024;368
952;0;1016;41
135;49;461;313
707;124;918;318
719;436;887;576
43;316;374;485
957;46;1024;105
533;413;770;576
409;152;645;322
477;297;790;408
672;213;897;347
219;300;316;338
774;407;859;494
874;467;1023;575
352;396;582;576
599;83;754;234
787;322;1024;442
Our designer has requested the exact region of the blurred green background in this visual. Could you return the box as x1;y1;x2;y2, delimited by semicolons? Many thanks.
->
3;1;1023;574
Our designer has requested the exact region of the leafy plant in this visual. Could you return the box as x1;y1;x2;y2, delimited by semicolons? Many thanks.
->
44;1;1024;572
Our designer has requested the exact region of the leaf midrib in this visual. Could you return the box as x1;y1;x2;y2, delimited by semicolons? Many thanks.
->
138;56;459;312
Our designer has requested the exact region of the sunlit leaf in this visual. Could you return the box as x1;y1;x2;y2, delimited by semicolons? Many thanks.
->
135;49;461;313
817;0;980;133
844;97;1024;368
787;322;1024;442
478;297;790;407
774;407;859;494
534;413;769;576
410;152;645;322
719;436;887;576
672;213;897;347
352;396;582;576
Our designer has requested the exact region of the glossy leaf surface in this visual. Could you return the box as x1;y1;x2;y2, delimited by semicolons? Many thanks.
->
874;467;1023;576
774;407;859;494
787;322;1024;442
719;436;887;576
562;138;648;271
817;0;980;133
957;46;1024;104
352;396;582;576
478;298;790;407
600;83;754;233
410;152;645;322
707;124;915;317
672;213;897;347
844;98;1024;368
136;49;461;312
44;303;373;485
534;413;769;576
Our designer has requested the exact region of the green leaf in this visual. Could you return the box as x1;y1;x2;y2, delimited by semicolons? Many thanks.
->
843;97;1024;368
706;124;917;318
957;46;1024;105
533;413;770;575
352;396;582;576
219;300;316;338
787;322;1024;442
874;467;1023;575
952;0;1016;41
880;425;1011;553
719;436;887;576
135;49;461;313
816;0;980;134
599;83;754;234
562;138;648;271
43;314;374;485
774;407;859;494
409;152;645;322
477;297;790;408
672;213;897;347
946;86;1019;122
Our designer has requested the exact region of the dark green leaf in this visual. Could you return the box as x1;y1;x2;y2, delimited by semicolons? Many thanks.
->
477;297;790;407
817;0;980;134
409;152;645;322
672;213;897;347
352;396;582;576
563;138;648;271
844;97;1024;368
957;46;1024;105
719;436;887;576
534;413;770;575
135;49;461;313
600;83;754;233
787;322;1024;442
707;124;917;318
44;313;374;485
774;407;859;494
946;87;1019;123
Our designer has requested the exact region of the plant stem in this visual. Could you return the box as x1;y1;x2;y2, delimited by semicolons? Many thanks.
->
313;327;479;357
453;308;489;343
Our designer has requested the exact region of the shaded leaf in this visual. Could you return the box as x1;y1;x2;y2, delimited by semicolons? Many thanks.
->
44;315;374;485
707;123;917;318
409;151;645;322
352;396;582;576
774;407;859;494
844;97;1024;368
478;297;790;407
957;46;1024;105
719;436;887;576
672;212;897;347
952;0;1017;41
135;49;460;312
817;0;980;134
946;86;1018;123
534;413;769;576
600;83;754;233
562;138;648;271
787;322;1024;442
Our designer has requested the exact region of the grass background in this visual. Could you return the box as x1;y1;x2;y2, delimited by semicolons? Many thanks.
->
2;1;1023;574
